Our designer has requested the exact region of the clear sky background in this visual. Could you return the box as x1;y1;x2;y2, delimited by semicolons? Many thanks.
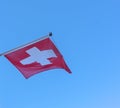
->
0;0;120;108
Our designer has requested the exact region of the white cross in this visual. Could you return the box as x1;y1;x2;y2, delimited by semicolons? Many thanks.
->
20;47;57;66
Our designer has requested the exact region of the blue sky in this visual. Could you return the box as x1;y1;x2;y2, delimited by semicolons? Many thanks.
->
0;0;120;108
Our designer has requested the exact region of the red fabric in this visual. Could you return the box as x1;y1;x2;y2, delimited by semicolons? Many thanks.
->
5;37;71;78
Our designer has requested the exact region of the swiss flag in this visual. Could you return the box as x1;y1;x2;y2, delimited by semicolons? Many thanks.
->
5;36;71;78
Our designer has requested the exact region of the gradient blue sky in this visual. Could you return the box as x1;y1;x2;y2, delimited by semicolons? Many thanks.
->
0;0;120;108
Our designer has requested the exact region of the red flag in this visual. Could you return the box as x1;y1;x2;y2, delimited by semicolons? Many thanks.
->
4;36;71;78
